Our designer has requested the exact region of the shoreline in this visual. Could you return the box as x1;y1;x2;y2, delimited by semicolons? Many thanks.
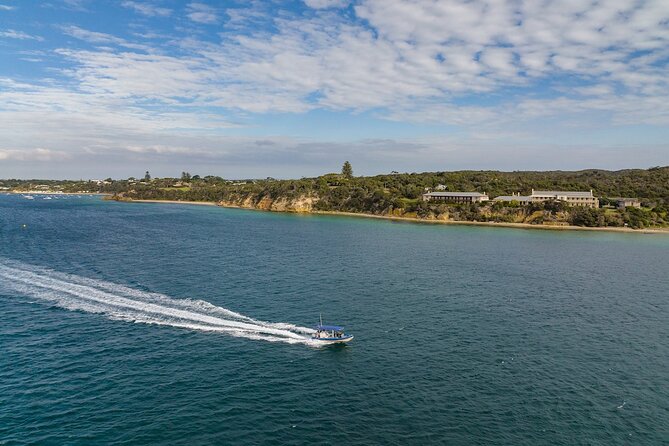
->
313;211;669;234
118;198;218;206
121;198;669;235
5;191;110;196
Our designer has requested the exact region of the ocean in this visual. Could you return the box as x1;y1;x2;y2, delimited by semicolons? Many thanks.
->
1;194;668;445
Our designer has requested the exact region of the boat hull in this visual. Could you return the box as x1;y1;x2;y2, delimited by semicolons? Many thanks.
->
312;335;354;345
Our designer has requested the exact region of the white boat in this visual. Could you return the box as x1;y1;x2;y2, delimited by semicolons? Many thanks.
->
22;195;34;200
311;315;354;345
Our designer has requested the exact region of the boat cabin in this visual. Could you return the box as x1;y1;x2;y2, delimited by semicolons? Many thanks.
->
313;324;346;340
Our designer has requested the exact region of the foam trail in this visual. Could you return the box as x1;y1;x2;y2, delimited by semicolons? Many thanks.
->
0;260;318;346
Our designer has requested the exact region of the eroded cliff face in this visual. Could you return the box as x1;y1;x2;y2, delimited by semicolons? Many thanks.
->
218;195;319;213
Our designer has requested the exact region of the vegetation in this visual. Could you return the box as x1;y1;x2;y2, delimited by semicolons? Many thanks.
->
2;166;668;229
341;161;353;179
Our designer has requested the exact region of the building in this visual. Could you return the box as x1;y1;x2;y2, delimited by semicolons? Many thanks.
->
493;193;531;205
616;198;641;209
529;189;599;208
422;192;489;203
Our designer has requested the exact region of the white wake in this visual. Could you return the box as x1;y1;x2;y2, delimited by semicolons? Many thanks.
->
0;260;318;345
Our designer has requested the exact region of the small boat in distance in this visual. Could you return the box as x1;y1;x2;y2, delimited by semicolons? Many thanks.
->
311;315;354;345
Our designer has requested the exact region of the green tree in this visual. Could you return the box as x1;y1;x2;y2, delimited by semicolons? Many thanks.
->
181;171;192;182
144;171;151;182
342;161;353;179
570;207;603;227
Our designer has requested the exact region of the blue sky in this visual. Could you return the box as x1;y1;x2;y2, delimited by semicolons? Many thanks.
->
0;0;668;179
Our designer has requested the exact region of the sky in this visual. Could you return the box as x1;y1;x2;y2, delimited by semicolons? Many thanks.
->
0;0;668;179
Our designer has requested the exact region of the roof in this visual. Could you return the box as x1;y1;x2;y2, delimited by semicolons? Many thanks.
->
317;324;344;331
494;195;530;201
531;190;594;197
423;192;487;197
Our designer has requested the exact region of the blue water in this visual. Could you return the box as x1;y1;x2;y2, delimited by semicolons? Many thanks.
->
1;194;668;445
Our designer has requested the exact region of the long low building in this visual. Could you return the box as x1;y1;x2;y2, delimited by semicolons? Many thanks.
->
616;198;641;209
426;189;599;207
493;190;599;207
529;189;599;208
422;192;489;203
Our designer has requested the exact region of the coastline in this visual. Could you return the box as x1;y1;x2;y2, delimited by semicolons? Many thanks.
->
6;191;110;196
119;199;218;206
313;211;669;234
121;198;669;235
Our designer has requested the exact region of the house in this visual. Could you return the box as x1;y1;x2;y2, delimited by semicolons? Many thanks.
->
422;192;489;203
616;198;641;209
529;189;599;208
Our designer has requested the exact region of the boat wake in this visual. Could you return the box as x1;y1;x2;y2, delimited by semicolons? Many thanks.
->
0;260;317;345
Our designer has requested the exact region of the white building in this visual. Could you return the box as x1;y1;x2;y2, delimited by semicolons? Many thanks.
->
422;192;489;203
529;189;599;208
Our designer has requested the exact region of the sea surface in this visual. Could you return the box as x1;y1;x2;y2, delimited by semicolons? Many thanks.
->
1;194;668;445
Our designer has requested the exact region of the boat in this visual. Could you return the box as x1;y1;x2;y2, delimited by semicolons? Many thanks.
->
311;315;354;345
22;195;34;200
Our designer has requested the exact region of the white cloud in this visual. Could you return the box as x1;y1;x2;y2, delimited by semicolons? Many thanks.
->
0;148;70;161
121;1;171;17
0;4;15;11
304;0;349;9
187;2;218;24
0;29;44;41
62;0;89;11
38;1;669;129
61;25;149;51
2;0;669;178
62;25;128;44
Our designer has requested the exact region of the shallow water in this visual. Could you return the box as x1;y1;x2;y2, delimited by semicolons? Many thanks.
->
1;194;668;445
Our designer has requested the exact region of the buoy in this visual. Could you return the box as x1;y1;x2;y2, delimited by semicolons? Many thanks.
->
21;224;27;228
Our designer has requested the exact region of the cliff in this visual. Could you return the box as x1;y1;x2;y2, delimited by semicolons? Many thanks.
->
218;195;319;213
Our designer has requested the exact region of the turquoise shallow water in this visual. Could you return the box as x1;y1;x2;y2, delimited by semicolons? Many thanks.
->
1;194;668;445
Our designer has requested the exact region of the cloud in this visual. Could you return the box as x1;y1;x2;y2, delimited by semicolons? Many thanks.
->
187;2;218;24
32;1;669;129
61;25;149;51
0;29;44;41
0;148;70;161
304;0;349;9
0;4;15;11
1;0;669;178
62;25;127;44
25;1;669;127
63;0;89;11
121;1;171;17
